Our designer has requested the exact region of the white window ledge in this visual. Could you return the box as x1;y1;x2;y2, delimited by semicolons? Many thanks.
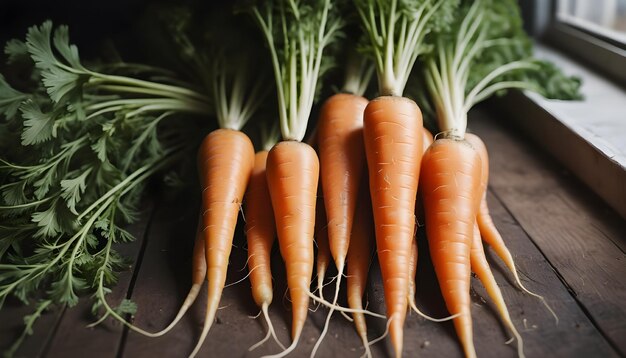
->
493;43;626;218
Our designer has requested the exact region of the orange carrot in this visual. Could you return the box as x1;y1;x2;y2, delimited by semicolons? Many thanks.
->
363;96;423;356
311;92;369;354
266;140;319;354
465;133;556;322
245;150;285;351
318;93;369;270
421;137;482;358
190;129;255;357
315;190;331;300
470;223;524;357
410;128;433;309
346;177;375;356
415;128;434;227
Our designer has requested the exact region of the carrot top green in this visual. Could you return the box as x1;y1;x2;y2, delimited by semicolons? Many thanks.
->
421;0;582;137
354;0;458;97
249;0;343;142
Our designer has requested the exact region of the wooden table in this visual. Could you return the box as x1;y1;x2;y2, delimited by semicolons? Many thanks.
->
1;108;624;358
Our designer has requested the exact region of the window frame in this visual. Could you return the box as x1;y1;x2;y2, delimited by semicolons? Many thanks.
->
521;0;626;87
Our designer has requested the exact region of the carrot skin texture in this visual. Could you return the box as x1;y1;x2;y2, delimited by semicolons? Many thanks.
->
411;127;434;299
245;151;276;307
407;236;418;307
363;96;423;356
266;141;319;341
197;128;255;341
192;215;208;285
318;93;369;266
315;191;331;295
416;127;435;226
464;134;518;276
346;177;375;342
421;138;482;358
470;223;524;357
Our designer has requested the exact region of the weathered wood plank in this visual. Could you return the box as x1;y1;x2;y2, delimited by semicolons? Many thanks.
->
119;189;390;358
470;107;626;355
0;300;65;358
8;108;623;358
42;198;156;358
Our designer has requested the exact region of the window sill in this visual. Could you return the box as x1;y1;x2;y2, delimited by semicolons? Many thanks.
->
491;43;626;219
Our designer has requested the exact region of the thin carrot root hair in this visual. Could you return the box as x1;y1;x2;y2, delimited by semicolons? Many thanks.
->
305;290;386;319
359;315;394;358
249;302;286;351
310;261;346;358
340;311;354;322
408;300;462;322
261;334;302;358
224;267;256;288
471;224;525;358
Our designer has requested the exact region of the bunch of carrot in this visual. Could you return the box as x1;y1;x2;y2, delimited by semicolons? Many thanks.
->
78;1;582;357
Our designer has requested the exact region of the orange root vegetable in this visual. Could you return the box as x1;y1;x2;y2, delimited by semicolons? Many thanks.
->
470;224;524;357
190;129;255;358
245;150;285;351
318;93;369;268
411;127;433;306
415;128;433;227
465;133;556;323
363;96;423;356
421;137;482;358
312;92;369;355
266;141;319;351
314;191;331;300
346;177;375;356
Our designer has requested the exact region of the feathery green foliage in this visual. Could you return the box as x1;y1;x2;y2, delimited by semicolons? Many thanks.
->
419;0;582;136
0;22;211;356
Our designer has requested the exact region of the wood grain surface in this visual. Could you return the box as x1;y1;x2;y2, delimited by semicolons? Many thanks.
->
2;108;624;358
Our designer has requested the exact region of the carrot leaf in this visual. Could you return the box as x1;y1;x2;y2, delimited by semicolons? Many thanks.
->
249;0;344;142
0;22;212;354
355;0;458;97
421;0;582;136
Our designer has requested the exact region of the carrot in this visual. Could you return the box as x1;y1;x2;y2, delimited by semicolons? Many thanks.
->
318;92;368;271
266;141;319;353
190;129;255;358
409;128;463;325
314;191;332;300
318;95;369;266
354;0;455;353
245;150;285;351
414;128;433;227
250;2;342;356
465;133;557;323
346;177;375;357
420;137;482;358
310;92;369;353
410;128;433;308
470;223;524;357
363;96;423;356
